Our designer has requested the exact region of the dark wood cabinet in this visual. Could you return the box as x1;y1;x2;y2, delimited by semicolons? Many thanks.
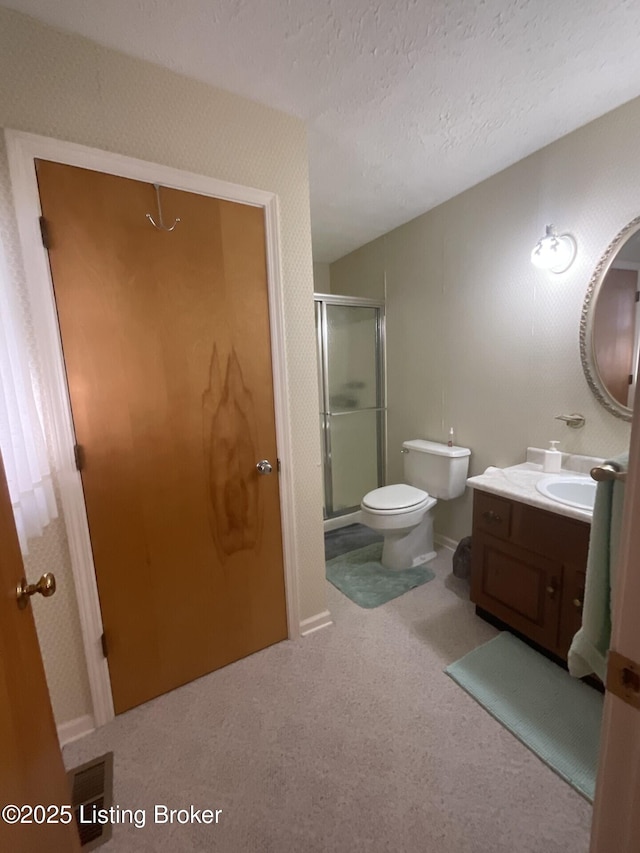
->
470;489;590;661
558;564;587;659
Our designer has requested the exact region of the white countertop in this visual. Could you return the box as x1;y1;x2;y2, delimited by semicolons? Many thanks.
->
465;448;605;524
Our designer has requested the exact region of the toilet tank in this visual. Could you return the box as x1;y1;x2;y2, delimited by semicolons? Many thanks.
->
402;439;471;499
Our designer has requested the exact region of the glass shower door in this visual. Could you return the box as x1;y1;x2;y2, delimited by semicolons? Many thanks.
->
316;296;385;518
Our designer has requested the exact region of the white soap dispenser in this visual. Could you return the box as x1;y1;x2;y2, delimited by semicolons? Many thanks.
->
543;441;562;473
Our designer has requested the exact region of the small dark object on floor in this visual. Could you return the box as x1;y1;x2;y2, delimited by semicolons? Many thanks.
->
452;535;472;580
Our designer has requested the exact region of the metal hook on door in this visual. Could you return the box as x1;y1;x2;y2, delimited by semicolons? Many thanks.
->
146;183;181;232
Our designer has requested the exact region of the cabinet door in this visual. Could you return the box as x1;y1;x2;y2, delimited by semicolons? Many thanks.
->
558;564;586;659
471;532;562;653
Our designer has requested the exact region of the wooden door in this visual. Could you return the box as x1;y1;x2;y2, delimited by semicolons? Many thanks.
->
35;161;288;714
0;455;80;853
590;314;640;852
594;267;637;407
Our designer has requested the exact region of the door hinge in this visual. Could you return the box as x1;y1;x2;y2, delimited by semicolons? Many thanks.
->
39;216;50;250
100;632;108;658
606;649;640;711
629;374;634;386
73;443;85;472
277;458;281;473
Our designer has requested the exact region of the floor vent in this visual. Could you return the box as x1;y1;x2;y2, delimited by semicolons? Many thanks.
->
67;752;114;850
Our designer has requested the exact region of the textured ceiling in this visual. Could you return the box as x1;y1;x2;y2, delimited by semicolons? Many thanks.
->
4;0;640;262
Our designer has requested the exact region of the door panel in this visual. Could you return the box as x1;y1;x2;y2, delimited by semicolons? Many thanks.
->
316;299;385;518
594;267;637;407
0;455;80;853
35;160;288;713
326;305;379;411
471;532;562;652
329;410;379;511
558;565;586;660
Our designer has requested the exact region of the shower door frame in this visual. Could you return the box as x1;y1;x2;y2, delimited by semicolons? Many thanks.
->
314;293;387;519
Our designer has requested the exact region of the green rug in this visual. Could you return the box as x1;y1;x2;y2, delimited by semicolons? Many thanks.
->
326;542;435;608
445;632;603;800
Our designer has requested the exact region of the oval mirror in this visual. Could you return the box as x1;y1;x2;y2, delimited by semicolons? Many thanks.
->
580;215;640;422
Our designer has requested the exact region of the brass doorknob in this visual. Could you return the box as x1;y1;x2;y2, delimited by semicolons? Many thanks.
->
256;460;273;475
16;572;56;610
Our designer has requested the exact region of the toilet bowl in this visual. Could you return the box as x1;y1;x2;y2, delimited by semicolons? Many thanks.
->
360;439;471;571
360;484;437;570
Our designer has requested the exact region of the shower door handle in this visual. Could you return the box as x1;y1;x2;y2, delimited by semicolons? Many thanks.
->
256;460;273;475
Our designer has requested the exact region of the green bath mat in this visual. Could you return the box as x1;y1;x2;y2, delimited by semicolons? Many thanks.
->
326;542;435;608
445;632;603;800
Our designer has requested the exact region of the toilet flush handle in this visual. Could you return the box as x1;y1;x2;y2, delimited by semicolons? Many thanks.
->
400;448;409;454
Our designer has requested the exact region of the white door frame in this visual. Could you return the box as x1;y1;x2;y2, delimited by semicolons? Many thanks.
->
5;129;300;729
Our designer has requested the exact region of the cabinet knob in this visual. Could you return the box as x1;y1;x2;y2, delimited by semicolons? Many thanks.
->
573;598;583;610
546;580;558;599
482;510;502;524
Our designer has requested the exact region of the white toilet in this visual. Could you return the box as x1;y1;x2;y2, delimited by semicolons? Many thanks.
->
360;439;471;570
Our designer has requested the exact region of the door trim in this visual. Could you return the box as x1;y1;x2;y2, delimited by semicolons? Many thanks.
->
5;129;300;728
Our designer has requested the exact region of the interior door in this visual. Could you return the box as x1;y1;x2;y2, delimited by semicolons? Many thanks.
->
593;267;638;407
35;160;288;714
0;454;80;853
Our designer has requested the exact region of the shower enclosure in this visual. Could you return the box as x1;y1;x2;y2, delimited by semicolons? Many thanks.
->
315;293;386;520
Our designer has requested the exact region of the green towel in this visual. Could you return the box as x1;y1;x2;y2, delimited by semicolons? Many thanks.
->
568;453;628;681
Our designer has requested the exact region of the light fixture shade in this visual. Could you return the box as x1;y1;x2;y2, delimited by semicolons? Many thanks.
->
531;225;576;273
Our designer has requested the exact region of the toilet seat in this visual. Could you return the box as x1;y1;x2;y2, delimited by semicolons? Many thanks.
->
362;484;432;514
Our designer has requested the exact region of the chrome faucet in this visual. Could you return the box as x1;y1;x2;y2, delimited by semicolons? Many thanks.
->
555;413;585;429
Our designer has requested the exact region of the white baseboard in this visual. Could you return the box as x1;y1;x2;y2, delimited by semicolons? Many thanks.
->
434;533;458;553
57;714;95;747
323;511;362;532
300;610;333;636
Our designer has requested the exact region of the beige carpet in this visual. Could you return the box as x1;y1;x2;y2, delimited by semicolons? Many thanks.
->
63;548;592;853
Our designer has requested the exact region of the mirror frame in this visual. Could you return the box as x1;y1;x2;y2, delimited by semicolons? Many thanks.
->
580;214;640;423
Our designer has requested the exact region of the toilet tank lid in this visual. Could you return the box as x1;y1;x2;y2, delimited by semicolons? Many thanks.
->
403;439;470;458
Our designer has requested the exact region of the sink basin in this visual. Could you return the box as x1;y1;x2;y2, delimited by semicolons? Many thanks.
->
536;475;596;511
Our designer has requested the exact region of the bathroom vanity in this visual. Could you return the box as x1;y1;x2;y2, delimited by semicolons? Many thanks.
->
470;490;588;660
466;450;601;662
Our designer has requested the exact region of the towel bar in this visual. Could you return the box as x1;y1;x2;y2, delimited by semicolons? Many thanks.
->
590;463;627;483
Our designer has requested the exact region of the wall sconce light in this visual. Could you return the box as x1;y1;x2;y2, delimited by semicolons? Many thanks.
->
531;224;577;273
